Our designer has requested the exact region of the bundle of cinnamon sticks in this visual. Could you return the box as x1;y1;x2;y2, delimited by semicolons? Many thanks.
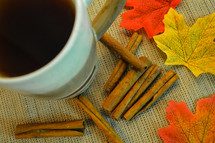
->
102;33;179;121
102;32;143;92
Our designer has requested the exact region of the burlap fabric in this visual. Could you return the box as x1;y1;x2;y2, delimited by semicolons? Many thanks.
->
1;0;215;142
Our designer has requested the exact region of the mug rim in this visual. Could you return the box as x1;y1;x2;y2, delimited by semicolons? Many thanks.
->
0;0;81;83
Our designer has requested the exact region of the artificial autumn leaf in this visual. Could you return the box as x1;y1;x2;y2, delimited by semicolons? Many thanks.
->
154;8;215;77
158;94;215;143
124;0;133;7
120;0;182;38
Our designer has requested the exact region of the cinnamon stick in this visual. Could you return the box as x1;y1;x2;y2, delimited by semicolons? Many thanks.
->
125;64;161;111
78;95;117;135
74;94;123;143
124;70;177;121
104;59;127;92
102;56;152;112
100;33;145;70
15;120;85;139
111;64;156;120
129;35;143;52
15;130;84;139
104;33;143;92
132;74;179;119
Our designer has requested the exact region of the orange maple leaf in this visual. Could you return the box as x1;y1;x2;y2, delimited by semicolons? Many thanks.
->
120;0;182;38
158;95;215;143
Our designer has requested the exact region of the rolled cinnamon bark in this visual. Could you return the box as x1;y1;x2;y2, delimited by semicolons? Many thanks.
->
100;33;145;70
111;64;156;120
125;64;161;111
15;129;84;139
78;95;117;134
104;33;143;92
132;74;179;119
124;70;176;121
102;56;152;112
15;120;85;139
74;94;123;143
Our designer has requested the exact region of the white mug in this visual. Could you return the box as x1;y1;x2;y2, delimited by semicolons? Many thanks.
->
0;0;126;99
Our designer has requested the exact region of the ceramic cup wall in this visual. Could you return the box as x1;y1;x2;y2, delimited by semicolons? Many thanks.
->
0;0;126;99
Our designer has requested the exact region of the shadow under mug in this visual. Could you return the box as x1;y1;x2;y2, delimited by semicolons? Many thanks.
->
0;0;126;100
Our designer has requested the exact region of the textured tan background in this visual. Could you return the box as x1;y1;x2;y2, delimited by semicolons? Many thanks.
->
1;0;215;142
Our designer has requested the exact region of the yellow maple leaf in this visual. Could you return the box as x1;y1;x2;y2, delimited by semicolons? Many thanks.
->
153;8;215;77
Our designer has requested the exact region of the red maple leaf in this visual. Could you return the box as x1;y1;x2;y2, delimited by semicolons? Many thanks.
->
120;0;182;38
158;95;215;143
125;0;134;7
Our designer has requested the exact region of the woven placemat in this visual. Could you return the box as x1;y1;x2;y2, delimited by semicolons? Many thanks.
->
0;0;215;142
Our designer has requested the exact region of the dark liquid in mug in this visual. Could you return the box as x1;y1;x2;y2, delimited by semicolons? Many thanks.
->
0;0;75;77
